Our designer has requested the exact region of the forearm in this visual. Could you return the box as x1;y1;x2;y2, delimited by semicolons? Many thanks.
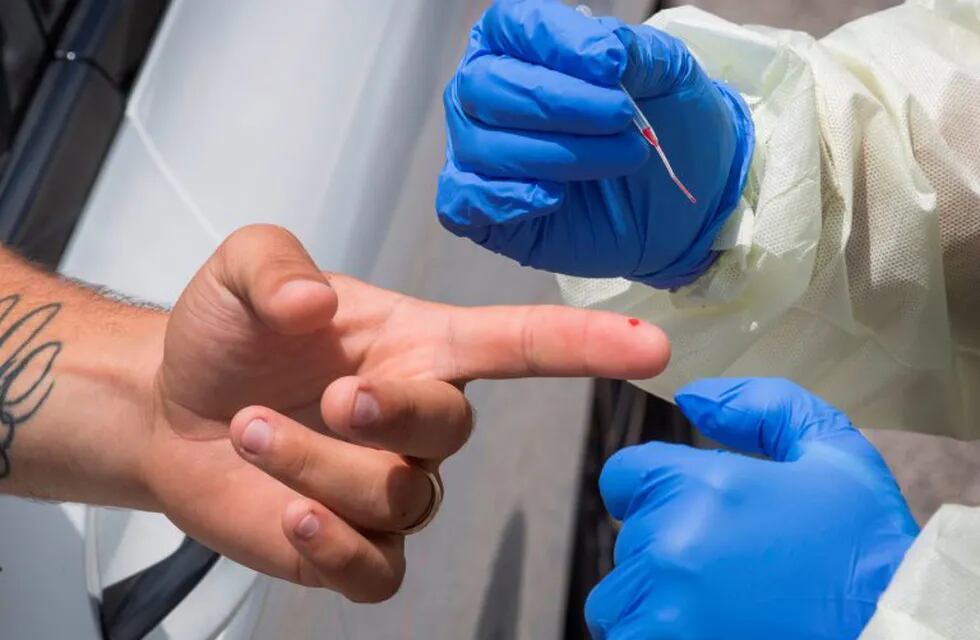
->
0;248;165;509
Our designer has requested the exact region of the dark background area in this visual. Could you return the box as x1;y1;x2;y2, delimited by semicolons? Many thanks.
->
0;0;167;266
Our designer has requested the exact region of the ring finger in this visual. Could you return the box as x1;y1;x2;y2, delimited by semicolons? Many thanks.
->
229;406;435;533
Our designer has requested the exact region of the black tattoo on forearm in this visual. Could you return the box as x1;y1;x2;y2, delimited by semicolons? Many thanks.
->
0;295;62;479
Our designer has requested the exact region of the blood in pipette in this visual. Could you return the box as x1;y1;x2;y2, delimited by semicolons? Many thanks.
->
641;129;699;205
671;176;698;205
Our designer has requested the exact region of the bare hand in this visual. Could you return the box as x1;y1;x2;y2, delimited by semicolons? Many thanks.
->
144;224;670;601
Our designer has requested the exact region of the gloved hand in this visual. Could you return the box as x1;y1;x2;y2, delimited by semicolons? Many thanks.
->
437;0;754;289
586;378;920;640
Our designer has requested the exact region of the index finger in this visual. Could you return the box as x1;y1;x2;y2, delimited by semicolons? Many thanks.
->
480;0;626;86
446;305;670;382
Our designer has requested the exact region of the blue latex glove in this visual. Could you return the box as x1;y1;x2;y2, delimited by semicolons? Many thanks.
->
587;378;920;640
437;0;754;289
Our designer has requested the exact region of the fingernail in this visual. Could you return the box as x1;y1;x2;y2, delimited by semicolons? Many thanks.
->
294;512;320;540
241;419;273;454
351;392;381;429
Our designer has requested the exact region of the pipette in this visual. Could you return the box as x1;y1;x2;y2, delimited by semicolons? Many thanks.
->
576;5;697;204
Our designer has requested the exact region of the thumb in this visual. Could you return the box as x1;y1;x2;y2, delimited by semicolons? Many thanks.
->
675;378;877;462
213;224;338;335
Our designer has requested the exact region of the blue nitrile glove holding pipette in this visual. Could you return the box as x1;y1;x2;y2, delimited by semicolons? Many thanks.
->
437;0;754;289
587;378;920;640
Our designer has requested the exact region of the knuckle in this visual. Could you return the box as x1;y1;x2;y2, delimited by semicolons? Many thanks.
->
293;555;325;589
451;131;476;167
351;567;405;604
380;463;431;530
456;61;476;98
444;78;465;124
376;569;406;602
459;400;476;441
585;571;624;623
442;80;456;118
455;58;487;114
443;397;476;456
284;437;317;484
445;106;480;170
317;527;365;578
519;308;542;376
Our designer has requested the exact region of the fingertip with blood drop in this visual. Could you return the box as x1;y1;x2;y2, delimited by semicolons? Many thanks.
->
630;321;671;378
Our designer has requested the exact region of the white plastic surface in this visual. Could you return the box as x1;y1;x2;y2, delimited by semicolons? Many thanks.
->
0;497;102;640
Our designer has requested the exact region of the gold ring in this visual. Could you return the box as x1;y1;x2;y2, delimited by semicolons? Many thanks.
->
398;467;443;535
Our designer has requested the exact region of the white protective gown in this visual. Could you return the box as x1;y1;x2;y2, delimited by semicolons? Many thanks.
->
862;504;980;639
560;0;980;441
558;2;980;637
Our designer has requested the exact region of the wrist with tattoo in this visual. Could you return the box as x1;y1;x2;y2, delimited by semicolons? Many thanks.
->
0;295;61;479
0;249;165;510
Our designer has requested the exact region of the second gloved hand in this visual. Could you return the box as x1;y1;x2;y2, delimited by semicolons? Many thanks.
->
587;378;920;639
437;0;754;288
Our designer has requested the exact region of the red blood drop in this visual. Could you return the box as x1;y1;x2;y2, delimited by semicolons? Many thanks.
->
628;318;640;326
641;127;658;146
